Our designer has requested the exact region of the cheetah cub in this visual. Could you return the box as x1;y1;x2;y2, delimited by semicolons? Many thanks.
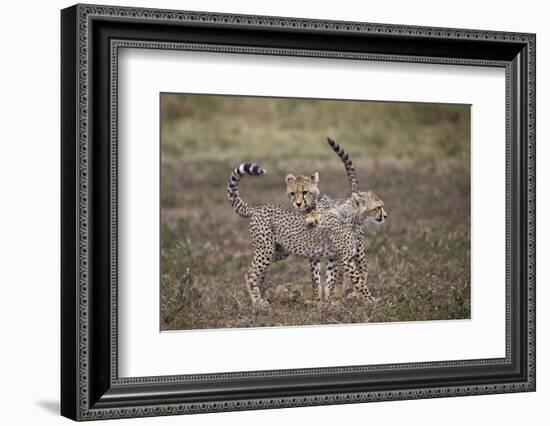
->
285;174;383;302
304;190;386;300
286;137;387;302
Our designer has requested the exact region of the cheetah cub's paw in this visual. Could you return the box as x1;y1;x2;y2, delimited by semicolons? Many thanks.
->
305;211;321;227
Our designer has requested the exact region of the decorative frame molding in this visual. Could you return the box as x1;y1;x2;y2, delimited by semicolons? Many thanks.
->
61;3;535;421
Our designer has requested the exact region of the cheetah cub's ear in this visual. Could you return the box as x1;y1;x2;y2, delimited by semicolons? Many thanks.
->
286;174;296;185
311;172;319;184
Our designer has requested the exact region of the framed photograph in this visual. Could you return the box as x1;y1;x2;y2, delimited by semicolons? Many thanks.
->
61;4;536;421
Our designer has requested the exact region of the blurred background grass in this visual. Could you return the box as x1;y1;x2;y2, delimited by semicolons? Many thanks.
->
160;94;470;330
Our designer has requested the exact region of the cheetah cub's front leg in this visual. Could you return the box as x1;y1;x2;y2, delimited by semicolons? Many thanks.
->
308;259;323;303
245;273;270;308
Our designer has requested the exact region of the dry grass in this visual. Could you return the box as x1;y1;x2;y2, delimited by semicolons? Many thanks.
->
160;95;471;330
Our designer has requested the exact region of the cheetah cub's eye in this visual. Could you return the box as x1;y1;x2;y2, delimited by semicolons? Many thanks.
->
289;192;295;196
302;191;308;195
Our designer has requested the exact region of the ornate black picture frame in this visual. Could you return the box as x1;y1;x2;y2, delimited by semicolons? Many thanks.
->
61;3;536;421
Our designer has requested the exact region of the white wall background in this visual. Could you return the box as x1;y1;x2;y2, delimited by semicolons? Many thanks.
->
0;0;546;424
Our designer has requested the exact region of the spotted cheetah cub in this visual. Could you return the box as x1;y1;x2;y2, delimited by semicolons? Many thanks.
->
286;137;387;302
304;190;386;300
285;174;384;302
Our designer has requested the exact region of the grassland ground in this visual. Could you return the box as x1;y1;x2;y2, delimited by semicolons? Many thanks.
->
160;95;470;330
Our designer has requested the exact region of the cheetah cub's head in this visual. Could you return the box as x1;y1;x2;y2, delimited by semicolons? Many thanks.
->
285;172;320;211
352;190;388;224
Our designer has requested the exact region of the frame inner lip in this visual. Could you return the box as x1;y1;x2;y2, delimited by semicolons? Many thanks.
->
109;38;513;384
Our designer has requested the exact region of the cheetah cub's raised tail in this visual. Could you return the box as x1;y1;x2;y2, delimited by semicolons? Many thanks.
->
327;136;359;194
227;163;267;218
